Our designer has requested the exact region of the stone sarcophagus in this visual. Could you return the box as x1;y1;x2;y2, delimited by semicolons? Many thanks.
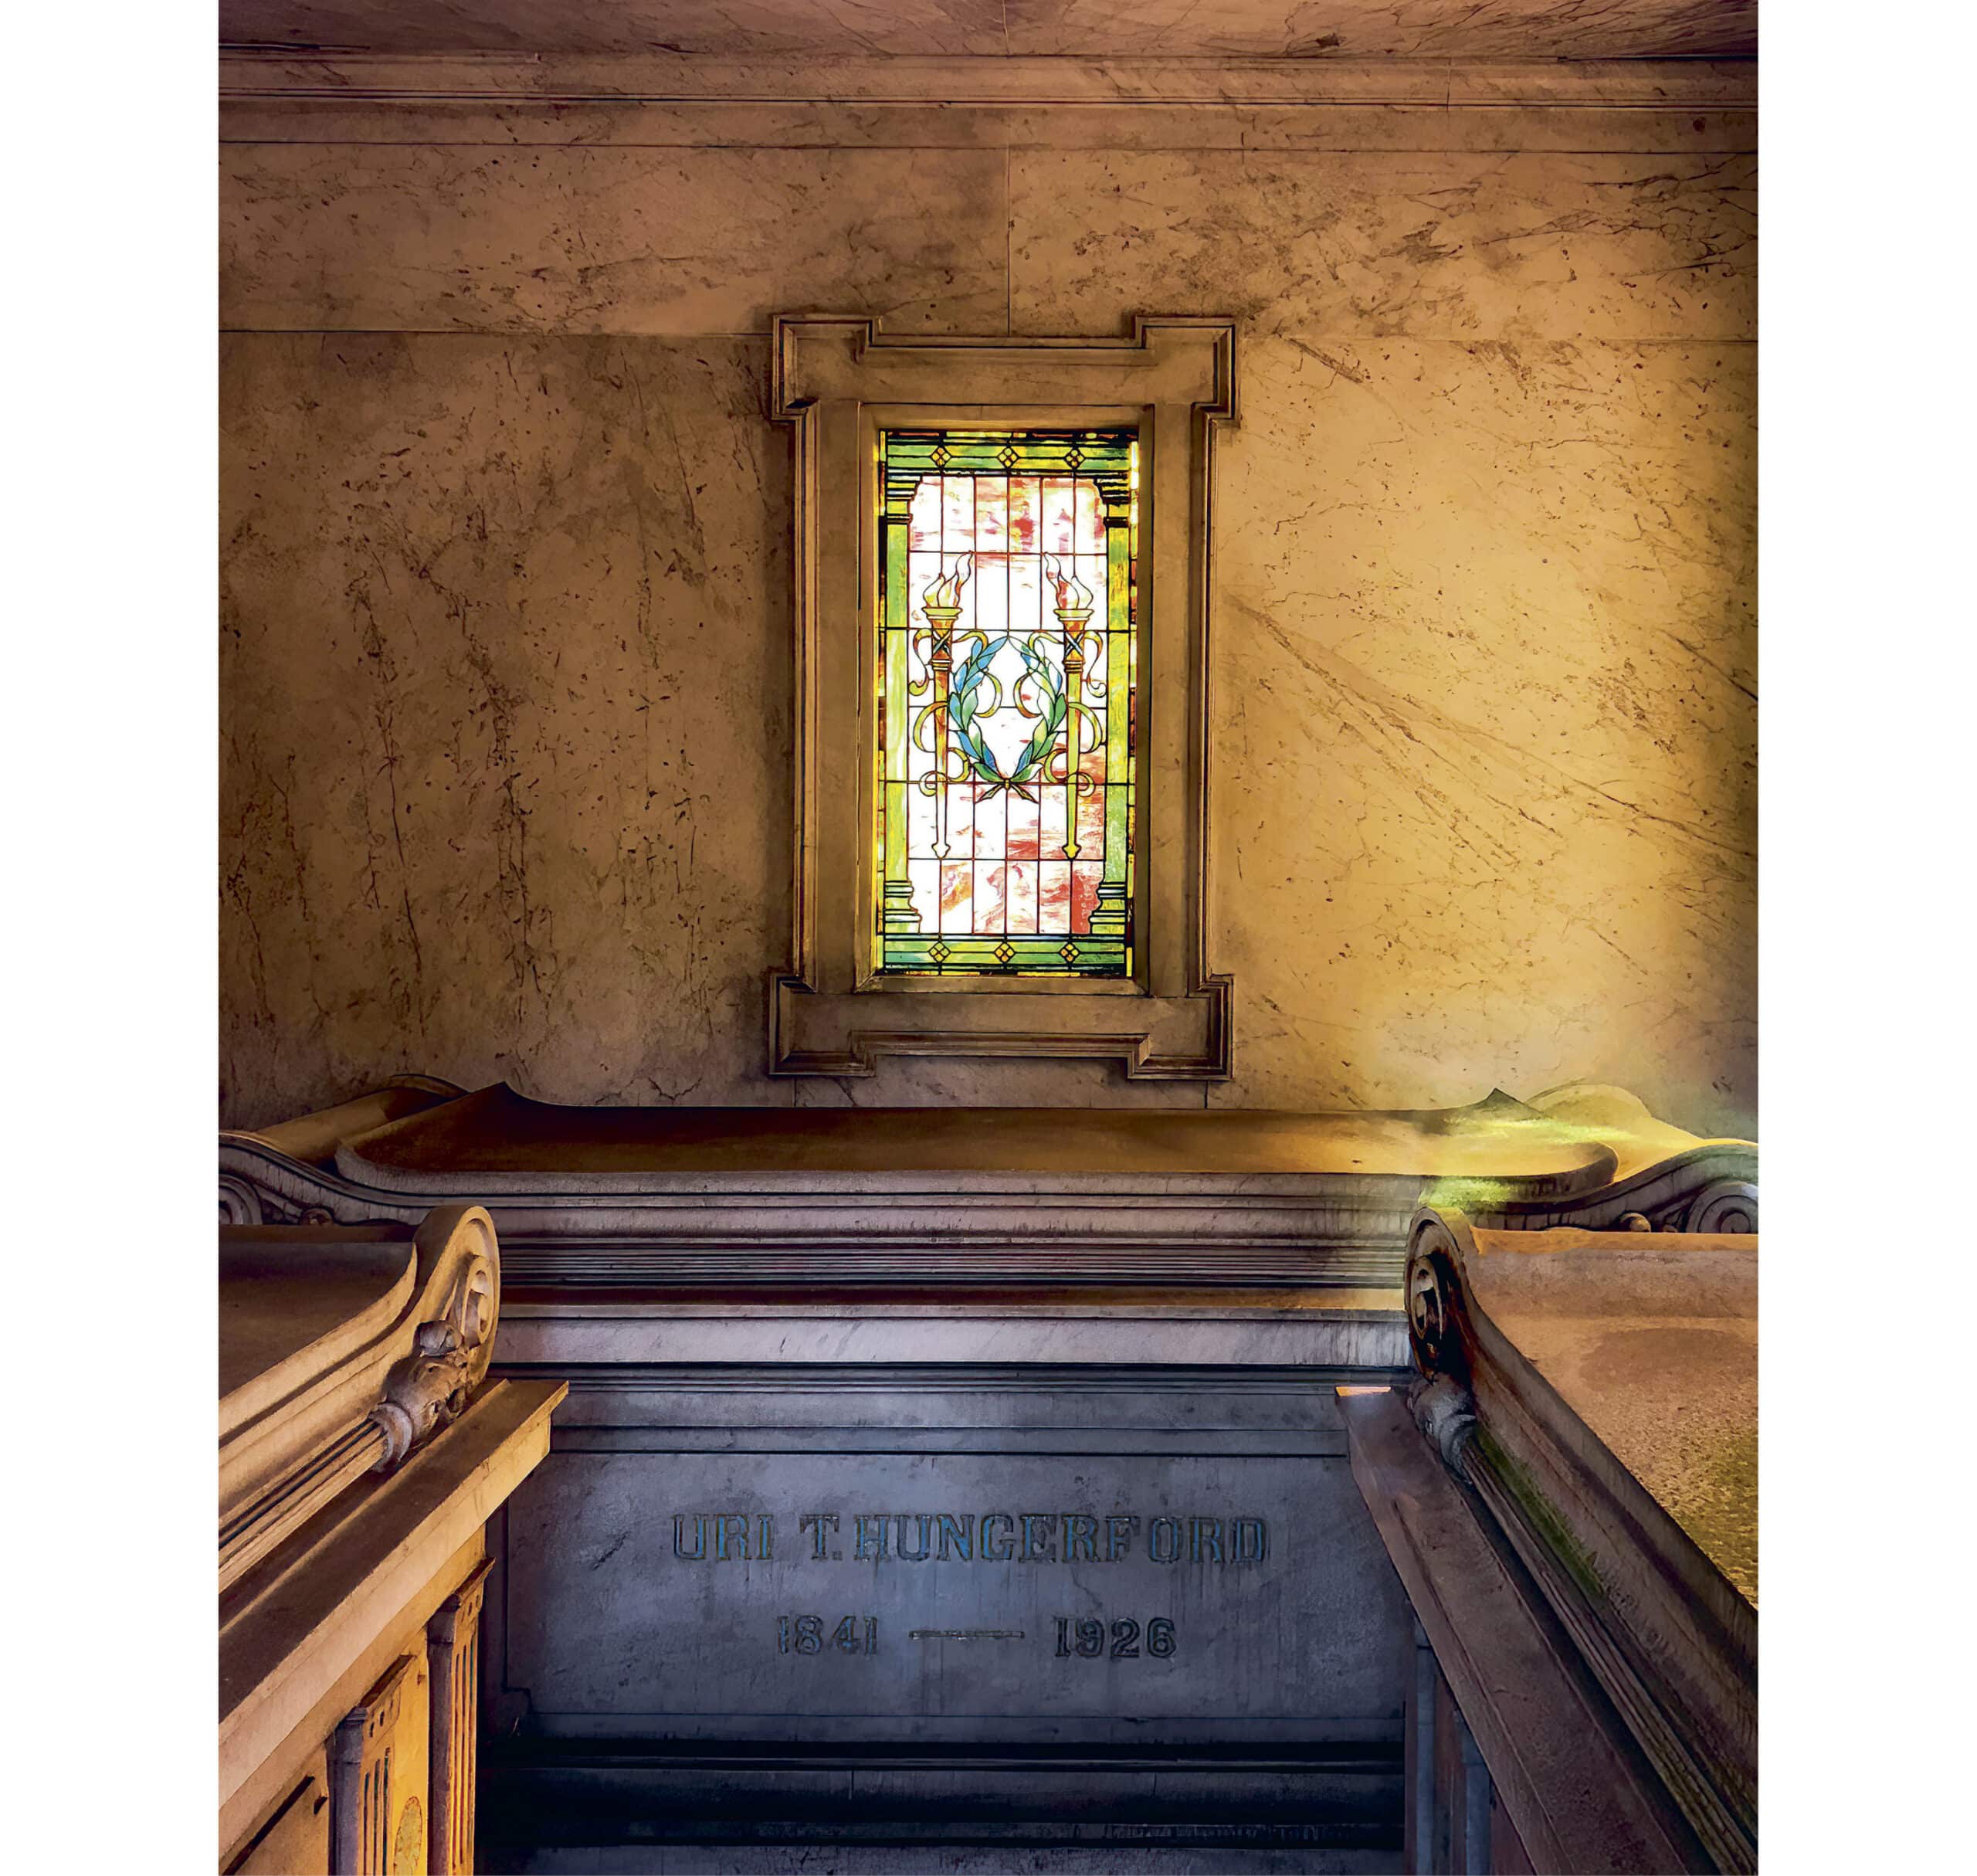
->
1341;1207;1758;1874
219;1205;565;1875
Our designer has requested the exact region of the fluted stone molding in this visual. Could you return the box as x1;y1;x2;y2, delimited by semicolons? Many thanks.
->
426;1558;493;1876
329;1653;429;1876
1402;1212;1484;1473
1408;1372;1477;1474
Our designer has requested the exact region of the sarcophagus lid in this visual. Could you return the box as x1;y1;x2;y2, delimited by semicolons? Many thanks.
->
219;1203;500;1591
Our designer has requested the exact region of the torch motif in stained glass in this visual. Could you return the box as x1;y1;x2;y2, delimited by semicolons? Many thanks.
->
877;429;1137;975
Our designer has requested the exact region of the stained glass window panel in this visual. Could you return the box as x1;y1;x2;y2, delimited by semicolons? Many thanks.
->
877;429;1137;975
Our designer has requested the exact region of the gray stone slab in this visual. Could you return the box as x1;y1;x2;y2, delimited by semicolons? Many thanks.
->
497;1414;1407;1744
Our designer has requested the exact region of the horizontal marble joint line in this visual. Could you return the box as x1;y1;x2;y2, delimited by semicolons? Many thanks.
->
217;54;1757;111
218;330;1761;345
218;137;1762;161
215;115;1761;158
219;93;1756;113
499;1362;1409;1388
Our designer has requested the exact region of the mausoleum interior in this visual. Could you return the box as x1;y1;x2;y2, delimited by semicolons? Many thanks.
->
217;5;1759;1873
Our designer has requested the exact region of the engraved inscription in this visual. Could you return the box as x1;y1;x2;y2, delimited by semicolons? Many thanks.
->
777;1615;879;1655
669;1504;1264;1677
674;1508;1270;1568
504;1444;1410;1733
1055;1616;1178;1658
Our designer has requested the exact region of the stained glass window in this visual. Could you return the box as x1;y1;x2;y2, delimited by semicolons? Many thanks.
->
876;428;1138;975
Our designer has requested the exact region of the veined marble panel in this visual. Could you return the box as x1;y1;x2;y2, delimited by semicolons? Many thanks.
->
220;144;1009;334
217;1;1756;61
1004;1;1754;59
496;1308;1409;1369
1010;150;1755;342
219;1;1009;59
220;334;791;1125
219;327;1754;1127
219;110;1755;1129
1203;337;1755;1135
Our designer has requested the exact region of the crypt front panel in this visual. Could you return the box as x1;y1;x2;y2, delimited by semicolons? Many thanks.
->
481;1362;1412;1858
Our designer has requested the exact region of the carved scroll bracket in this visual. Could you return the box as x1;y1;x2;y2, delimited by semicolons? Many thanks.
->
368;1208;499;1471
1404;1209;1481;1477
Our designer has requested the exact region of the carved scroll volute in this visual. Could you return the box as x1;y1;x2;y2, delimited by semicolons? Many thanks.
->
1405;1207;1480;1473
1686;1179;1758;1235
369;1205;500;1471
1405;1208;1476;1381
218;1175;263;1226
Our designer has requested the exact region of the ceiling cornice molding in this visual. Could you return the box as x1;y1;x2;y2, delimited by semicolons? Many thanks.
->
219;53;1756;111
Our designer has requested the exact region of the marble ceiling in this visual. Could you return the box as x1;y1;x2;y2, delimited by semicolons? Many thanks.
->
219;2;1759;61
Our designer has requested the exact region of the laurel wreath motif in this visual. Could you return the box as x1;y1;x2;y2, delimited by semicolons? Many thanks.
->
914;633;1099;802
957;631;1066;799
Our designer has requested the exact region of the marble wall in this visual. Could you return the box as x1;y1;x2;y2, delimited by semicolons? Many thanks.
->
220;79;1755;1134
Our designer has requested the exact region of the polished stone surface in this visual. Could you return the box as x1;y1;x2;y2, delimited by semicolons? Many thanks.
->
1336;1386;1701;1876
1393;1206;1756;1864
219;1206;563;1862
479;1360;1412;1864
342;1083;1626;1181
221;1383;563;1854
219;1228;413;1405
1206;335;1755;1119
493;1850;1400;1873
219;81;1755;1138
495;1295;1411;1370
1462;1225;1756;1603
221;1083;1744;1302
219;56;1757;154
504;1446;1401;1732
220;1206;507;1596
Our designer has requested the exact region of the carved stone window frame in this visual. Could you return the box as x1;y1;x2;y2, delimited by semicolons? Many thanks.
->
768;316;1236;1079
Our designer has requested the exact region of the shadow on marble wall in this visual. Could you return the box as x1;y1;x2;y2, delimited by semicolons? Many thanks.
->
222;335;792;1123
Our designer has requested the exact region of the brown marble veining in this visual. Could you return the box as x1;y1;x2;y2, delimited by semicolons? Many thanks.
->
1010;150;1755;344
1204;334;1755;1120
222;335;792;1121
222;144;1010;335
219;88;1756;1138
218;1;1757;62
